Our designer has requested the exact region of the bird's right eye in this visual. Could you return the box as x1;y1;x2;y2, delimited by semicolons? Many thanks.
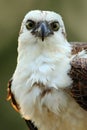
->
26;20;35;30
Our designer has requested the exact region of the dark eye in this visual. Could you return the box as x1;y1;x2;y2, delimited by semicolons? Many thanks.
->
51;22;60;31
26;20;35;30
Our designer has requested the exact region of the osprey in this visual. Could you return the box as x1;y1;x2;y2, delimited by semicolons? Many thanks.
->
7;10;87;130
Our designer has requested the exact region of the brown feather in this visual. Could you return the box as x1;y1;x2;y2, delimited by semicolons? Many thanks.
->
69;43;87;110
7;79;20;112
70;42;87;54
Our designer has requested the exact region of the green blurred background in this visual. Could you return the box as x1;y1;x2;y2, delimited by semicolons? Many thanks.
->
0;0;87;130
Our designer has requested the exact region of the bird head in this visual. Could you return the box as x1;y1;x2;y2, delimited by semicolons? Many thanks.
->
19;10;67;42
18;10;71;57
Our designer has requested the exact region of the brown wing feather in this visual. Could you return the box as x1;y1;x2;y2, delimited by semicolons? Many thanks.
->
7;79;20;112
70;42;87;54
70;53;87;110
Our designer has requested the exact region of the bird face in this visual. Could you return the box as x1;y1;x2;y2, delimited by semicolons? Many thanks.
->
18;10;66;45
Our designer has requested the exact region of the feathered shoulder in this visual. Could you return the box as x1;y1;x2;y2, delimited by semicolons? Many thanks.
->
70;42;87;110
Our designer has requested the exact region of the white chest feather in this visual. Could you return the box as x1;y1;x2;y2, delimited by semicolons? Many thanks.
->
12;50;71;113
26;54;72;89
11;41;76;130
14;49;72;87
11;44;87;130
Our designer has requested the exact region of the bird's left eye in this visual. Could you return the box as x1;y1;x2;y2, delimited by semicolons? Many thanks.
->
26;20;35;30
51;22;60;31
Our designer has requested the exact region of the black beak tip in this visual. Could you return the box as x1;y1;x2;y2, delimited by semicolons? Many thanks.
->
42;36;44;41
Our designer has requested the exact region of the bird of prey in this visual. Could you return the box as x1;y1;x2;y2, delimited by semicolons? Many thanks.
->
7;10;87;130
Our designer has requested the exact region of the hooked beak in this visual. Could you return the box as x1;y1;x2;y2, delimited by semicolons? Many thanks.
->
31;21;53;41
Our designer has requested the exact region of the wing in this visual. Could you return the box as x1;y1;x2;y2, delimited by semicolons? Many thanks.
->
69;42;87;110
25;120;38;130
71;42;87;54
7;79;20;112
7;79;38;130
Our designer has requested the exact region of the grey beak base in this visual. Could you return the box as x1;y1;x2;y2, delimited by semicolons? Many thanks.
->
31;22;53;41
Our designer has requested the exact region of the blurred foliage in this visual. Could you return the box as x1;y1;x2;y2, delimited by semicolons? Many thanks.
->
0;0;87;130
